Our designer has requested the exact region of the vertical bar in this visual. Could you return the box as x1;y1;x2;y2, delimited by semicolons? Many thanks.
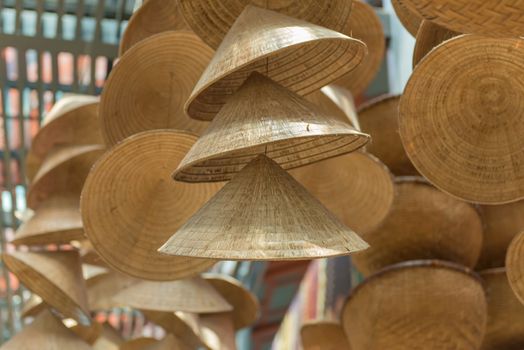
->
14;0;22;35
35;1;45;119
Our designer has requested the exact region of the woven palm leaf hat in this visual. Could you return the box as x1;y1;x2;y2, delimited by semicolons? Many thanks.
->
301;321;350;350
141;334;189;350
69;321;103;345
412;20;459;68
399;0;524;37
352;177;483;276
21;294;45;318
197;312;237;350
86;272;139;311
390;0;422;36
92;322;124;350
100;31;213;147
505;231;524;305
399;35;524;204
2;250;91;325
341;260;487;350
81;130;221;280
304;88;355;126
119;337;158;350
141;311;203;349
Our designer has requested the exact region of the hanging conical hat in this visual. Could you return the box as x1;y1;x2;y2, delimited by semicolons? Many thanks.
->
334;1;385;96
120;337;158;350
352;178;483;276
100;32;212;147
27;144;105;209
81;130;219;280
174;73;369;183
412;20;459;68
82;264;108;280
398;0;524;37
1;309;92;350
11;195;84;246
399;35;524;204
77;240;108;267
21;294;45;318
143;335;190;350
86;272;139;311
479;268;524;350
506;231;524;305
161;155;369;260
141;310;203;349
357;95;417;176
199;313;237;350
2;250;91;325
70;321;103;345
341;260;487;350
184;5;367;121
301;321;350;350
390;0;421;36
113;277;233;313
93;323;124;350
290;152;394;235
305;88;354;126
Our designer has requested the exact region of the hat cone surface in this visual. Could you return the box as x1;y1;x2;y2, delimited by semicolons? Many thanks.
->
506;231;524;305
399;35;524;204
143;334;189;350
185;5;367;121
391;0;422;36
174;73;369;183
2;250;91;325
100;31;213;147
161;155;369;260
342;260;487;350
1;309;92;350
141;311;203;349
301;321;350;350
119;337;158;350
81;130;220;280
113;277;233;313
21;294;45;318
199;313;237;350
412;20;459;68
352;178;483;276
86;272;139;311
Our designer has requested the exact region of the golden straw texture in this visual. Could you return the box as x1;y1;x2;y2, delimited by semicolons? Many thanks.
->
391;0;422;36
143;334;189;350
86;272;139;311
141;311;203;349
412;20;459;68
199;313;237;350
301;321;350;350
120;338;158;350
506;231;524;306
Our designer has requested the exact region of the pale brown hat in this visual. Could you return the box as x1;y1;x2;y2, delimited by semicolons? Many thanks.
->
198;313;237;350
86;272;139;311
77;240;108;267
70;321;103;345
304;88;355;126
301;321;350;350
93;322;124;350
412;20;459;68
141;310;203;349
352;178;483;276
506;231;524;306
119;337;158;350
81;130;220;280
100;31;213;147
160;155;369;260
399;35;524;204
391;0;422;36
184;5;367;121
341;260;487;350
174;72;369;183
2;250;91;325
142;335;189;350
21;294;45;318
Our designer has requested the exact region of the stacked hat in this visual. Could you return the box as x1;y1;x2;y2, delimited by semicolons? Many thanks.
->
301;321;350;350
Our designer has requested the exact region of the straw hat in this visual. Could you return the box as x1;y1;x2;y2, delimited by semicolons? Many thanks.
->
113;277;233;313
119;0;188;55
141;311;203;349
86;272;139;311
479;268;524;350
81;130;220;280
161;155;369;260
70;321;103;345
341;260;487;350
82;264;108;280
184;5;367;121
290;152;394;234
119;337;158;350
506;231;524;305
352;178;483;276
21;294;45;318
199;313;237;350
304;88;354;125
309;85;360;128
398;0;524;37
301;321;350;350
27;144;105;209
2;250;91;325
100;32;212;147
476;201;524;270
174;72;369;183
358;95;417;176
1;309;92;350
412;20;459;68
12;195;84;246
335;1;385;96
399;35;524;204
390;0;422;36
178;0;354;50
93;323;124;350
142;335;189;350
77;240;108;267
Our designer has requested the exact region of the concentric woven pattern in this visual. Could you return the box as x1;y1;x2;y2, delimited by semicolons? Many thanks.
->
160;155;369;260
412;20;459;68
178;0;353;49
174;73;369;183
400;0;524;37
391;0;422;36
81;130;220;280
351;178;483;276
399;35;524;204
506;232;524;306
100;31;213;147
301;321;350;350
185;5;367;121
342;261;487;350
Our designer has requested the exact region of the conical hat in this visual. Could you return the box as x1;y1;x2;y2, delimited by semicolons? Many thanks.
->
412;20;459;68
113;277;233;313
184;5;367;121
301;321;350;350
290;152;394;235
203;273;259;330
81;130;219;280
21;294;45;318
161;155;369;260
305;87;358;127
341;260;487;350
77;240;108;267
174;73;369;183
1;309;92;350
100;32;212;147
399;35;524;204
199;313;237;350
352;178;483;276
390;0;422;36
27;144;105;209
12;195;84;246
93;323;124;350
82;264;108;280
479;268;524;350
143;335;189;350
398;0;524;37
506;231;524;305
335;1;385;96
86;272;139;311
357;95;417;176
2;250;91;325
119;337;158;350
70;321;103;345
141;310;203;349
